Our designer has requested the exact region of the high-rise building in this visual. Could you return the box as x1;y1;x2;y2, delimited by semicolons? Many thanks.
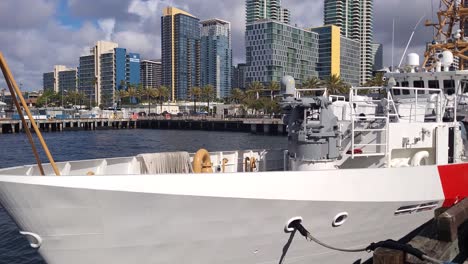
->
232;63;247;90
43;72;55;92
310;25;361;87
245;20;319;85
78;41;140;107
281;8;290;24
58;69;77;93
371;43;383;71
140;60;162;89
43;65;75;92
324;0;374;84
161;7;201;101
246;0;290;25
201;19;232;99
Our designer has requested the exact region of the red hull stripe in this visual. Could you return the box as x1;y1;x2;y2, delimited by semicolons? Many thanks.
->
437;163;468;207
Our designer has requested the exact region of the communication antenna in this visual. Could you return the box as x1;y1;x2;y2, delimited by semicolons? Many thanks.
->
392;18;395;71
398;15;426;68
424;0;468;70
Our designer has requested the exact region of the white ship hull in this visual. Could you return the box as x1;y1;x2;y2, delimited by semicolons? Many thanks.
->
0;163;466;264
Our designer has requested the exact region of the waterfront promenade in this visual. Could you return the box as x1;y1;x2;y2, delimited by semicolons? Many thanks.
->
0;117;286;135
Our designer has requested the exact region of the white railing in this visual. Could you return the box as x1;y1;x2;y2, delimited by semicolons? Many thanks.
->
390;86;445;123
295;88;327;99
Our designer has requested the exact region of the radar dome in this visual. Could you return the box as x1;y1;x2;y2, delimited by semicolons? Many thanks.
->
441;50;454;67
407;53;420;67
281;76;296;95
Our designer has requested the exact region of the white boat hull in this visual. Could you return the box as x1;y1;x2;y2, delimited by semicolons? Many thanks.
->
1;163;467;264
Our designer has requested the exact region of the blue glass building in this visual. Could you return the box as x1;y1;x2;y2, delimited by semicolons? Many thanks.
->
162;7;201;101
201;19;232;99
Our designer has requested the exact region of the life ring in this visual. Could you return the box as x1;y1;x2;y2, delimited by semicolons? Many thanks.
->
410;151;430;166
193;149;213;173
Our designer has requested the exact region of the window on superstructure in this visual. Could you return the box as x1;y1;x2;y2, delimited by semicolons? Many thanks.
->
461;80;468;93
429;80;440;94
401;81;410;95
413;80;425;94
443;80;455;91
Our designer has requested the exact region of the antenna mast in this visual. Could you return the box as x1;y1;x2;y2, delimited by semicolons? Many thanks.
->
423;0;468;70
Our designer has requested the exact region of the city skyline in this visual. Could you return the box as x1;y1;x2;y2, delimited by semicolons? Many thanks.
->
1;0;439;90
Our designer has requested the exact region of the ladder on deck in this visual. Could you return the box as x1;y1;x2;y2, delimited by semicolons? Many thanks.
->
350;89;400;159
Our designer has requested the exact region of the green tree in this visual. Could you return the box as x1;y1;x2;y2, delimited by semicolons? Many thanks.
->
140;87;157;114
267;81;280;101
126;86;139;105
119;80;127;91
156;86;170;113
325;74;350;94
201;85;215;115
230;88;245;104
363;72;386;87
246;81;264;100
37;90;60;107
188;86;202;113
302;76;325;96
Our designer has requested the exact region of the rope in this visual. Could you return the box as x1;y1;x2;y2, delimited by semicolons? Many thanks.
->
289;220;448;264
294;221;368;253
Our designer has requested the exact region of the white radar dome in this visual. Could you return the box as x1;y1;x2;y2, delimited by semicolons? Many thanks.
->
407;53;420;67
281;76;296;95
441;50;454;67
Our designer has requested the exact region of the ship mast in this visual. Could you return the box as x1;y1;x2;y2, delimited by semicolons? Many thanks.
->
424;0;468;70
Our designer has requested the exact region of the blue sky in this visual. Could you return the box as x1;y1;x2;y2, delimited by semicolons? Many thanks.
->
0;0;436;91
56;0;83;29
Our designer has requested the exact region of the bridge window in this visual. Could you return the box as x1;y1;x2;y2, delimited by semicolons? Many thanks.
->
443;80;455;91
393;89;401;95
413;80;425;94
428;80;440;94
462;80;468;93
401;81;410;95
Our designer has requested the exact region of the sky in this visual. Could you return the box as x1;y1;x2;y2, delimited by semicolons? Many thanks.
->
0;0;439;91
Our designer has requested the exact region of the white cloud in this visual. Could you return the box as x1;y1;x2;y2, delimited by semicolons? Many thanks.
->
128;0;162;19
98;18;116;41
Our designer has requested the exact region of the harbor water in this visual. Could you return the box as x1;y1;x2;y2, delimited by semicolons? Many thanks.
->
0;129;287;264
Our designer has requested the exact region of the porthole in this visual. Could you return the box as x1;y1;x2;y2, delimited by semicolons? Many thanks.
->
332;212;349;227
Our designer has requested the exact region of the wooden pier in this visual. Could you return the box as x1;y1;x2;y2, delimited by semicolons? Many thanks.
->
373;199;468;264
0;119;138;134
0;117;286;135
136;117;286;135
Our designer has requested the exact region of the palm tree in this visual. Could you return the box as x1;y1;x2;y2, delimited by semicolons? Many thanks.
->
246;81;264;100
363;72;386;87
188;86;202;113
140;87;157;114
302;76;325;96
156;86;170;113
201;85;215;115
119;80;127;91
267;81;280;101
230;88;245;104
325;74;350;94
303;76;323;89
116;89;128;107
126;86;139;105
